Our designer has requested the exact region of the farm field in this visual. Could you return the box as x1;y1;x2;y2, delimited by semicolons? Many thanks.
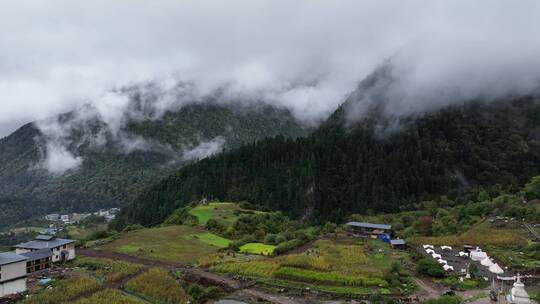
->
73;289;143;304
21;275;102;304
189;202;260;227
239;242;276;255
126;268;190;304
73;257;144;283
210;239;412;296
99;225;224;264
410;221;527;247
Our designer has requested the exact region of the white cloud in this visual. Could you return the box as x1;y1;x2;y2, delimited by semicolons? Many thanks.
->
183;137;226;161
40;142;83;174
1;0;540;137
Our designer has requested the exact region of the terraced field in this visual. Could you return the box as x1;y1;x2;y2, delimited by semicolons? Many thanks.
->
210;239;411;296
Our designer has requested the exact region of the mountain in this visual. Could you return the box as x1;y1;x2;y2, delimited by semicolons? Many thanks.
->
0;100;307;228
116;69;540;227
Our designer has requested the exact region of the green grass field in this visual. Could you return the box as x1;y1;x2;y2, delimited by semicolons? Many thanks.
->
193;232;232;248
100;225;223;264
189;202;260;227
240;243;277;255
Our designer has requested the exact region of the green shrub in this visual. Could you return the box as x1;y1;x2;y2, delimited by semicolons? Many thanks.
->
122;224;145;233
417;258;446;278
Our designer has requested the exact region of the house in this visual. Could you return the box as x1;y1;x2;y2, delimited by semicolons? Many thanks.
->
346;222;392;239
44;213;60;221
390;239;406;249
0;252;28;298
20;249;53;274
14;235;75;263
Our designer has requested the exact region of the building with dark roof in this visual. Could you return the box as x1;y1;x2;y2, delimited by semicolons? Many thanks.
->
346;222;393;240
390;239;407;249
14;235;75;263
0;252;28;298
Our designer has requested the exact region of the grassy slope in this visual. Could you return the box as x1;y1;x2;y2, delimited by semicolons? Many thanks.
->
194;232;232;248
189;202;259;227
410;221;528;247
99;225;225;264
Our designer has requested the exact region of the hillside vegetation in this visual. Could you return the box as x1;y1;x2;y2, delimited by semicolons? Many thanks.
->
0;102;306;228
118;96;540;227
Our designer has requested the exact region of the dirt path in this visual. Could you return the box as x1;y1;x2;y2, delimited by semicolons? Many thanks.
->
412;277;440;301
242;289;307;304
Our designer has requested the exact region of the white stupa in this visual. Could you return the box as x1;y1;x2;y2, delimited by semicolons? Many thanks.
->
489;263;504;274
470;248;488;261
481;257;494;267
507;273;532;304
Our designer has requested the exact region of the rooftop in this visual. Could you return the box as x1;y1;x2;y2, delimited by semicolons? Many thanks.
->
0;252;27;265
20;248;53;260
35;234;55;241
346;222;392;230
390;239;406;245
14;237;74;250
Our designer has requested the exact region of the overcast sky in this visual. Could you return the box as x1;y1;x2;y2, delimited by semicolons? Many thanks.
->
1;0;540;137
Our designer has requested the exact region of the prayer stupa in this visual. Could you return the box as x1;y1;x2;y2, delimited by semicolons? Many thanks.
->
507;273;532;304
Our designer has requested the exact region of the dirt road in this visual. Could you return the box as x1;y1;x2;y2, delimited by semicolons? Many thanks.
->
412;277;440;301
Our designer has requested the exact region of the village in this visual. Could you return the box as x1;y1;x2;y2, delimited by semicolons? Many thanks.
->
0;201;538;304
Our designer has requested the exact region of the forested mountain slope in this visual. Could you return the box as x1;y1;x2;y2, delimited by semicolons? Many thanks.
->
117;95;540;227
0;102;306;228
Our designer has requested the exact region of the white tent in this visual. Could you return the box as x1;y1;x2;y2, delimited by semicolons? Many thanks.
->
437;259;447;264
432;253;442;259
481;258;494;267
441;245;452;250
426;249;435;254
423;244;434;249
443;264;454;271
458;251;468;257
470;250;488;261
489;263;504;274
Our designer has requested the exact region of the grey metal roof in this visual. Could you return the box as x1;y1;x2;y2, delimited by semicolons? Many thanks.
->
0;252;27;265
390;239;406;245
346;222;392;230
20;248;53;260
35;235;55;241
14;238;75;250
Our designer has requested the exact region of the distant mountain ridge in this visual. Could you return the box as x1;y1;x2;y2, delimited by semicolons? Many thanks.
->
0;101;307;228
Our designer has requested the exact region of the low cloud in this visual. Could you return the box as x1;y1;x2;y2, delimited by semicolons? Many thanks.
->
1;1;540;139
40;142;83;175
182;137;226;161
